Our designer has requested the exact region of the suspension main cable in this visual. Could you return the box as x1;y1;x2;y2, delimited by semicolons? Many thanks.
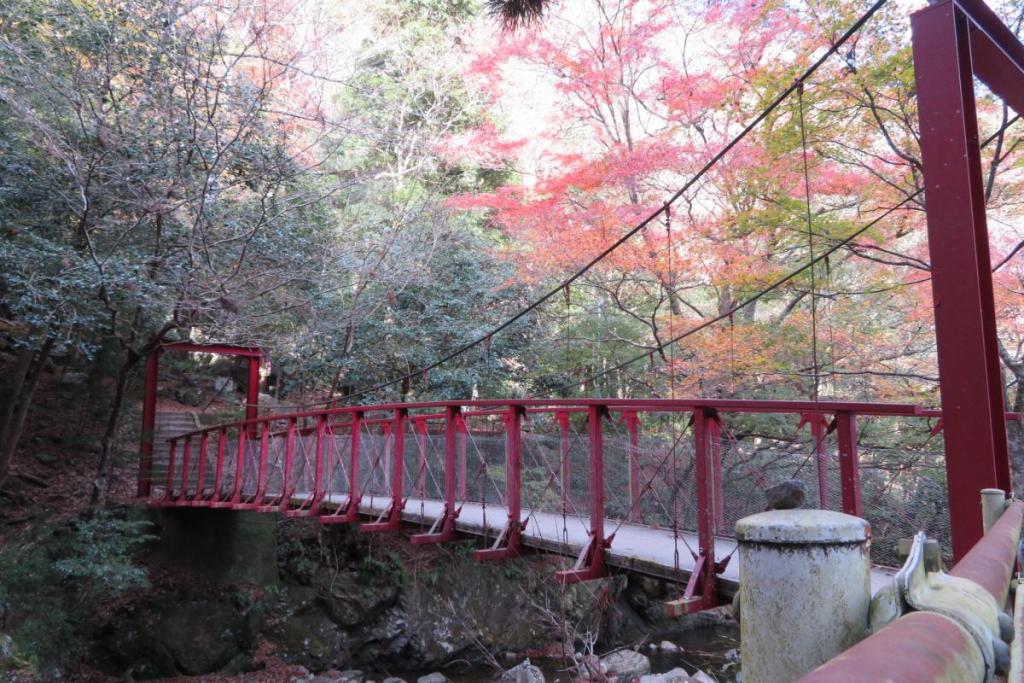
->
314;0;891;408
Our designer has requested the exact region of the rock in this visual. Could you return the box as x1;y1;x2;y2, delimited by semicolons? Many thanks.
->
658;640;679;652
601;649;650;681
338;670;365;683
764;479;806;510
639;668;690;683
0;633;15;668
501;659;545;683
417;674;449;683
33;452;59;466
213;377;236;393
689;673;714;683
60;372;87;385
174;387;205;407
381;678;407;683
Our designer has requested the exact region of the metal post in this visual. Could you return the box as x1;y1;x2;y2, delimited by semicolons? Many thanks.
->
812;415;828;510
279;418;296;511
709;413;725;531
557;411;571;515
800;413;830;509
912;1;1012;558
313;415;326;509
212;428;227;503
246;356;260;435
556;404;608;583
457;413;468;501
178;435;192;505
231;427;246;505
252;422;269;505
350;411;363;517
361;409;406;532
138;350;160;497
411;406;460;543
163;438;177;503
193;431;208;504
415;417;428;499
476;405;524;560
623;411;642;523
693;408;717;606
836;412;861;517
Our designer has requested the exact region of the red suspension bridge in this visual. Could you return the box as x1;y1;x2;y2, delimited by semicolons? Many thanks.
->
137;0;1024;677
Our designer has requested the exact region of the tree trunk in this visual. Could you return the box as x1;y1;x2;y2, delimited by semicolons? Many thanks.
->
0;337;55;485
88;351;140;513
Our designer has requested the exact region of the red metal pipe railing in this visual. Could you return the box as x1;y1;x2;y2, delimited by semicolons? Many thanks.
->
800;499;1024;682
142;396;1024;609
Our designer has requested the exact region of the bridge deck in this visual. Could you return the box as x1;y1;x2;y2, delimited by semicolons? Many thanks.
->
307;493;896;597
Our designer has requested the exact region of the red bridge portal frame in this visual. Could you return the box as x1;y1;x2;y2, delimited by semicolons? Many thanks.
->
137;342;263;498
913;0;1024;559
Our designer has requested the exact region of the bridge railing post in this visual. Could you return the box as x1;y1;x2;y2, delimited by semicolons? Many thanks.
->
231;426;246;505
411;405;460;543
361;408;406;532
313;414;326;510
623;410;642;524
836;411;862;517
253;420;270;506
279;417;296;511
556;403;609;583
666;406;722;615
163;438;178;503
475;404;524;560
557;411;571;517
193;431;208;504
212;428;226;503
178;435;192;505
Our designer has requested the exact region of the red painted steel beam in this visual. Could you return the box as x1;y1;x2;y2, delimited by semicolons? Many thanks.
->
835;412;861;517
693;408;719;609
557;411;571;517
476;405;526;560
556;404;610;584
797;611;984;682
278;418;297;512
954;0;1024;112
160;341;262;357
623;411;642;524
362;409;407;532
212;429;227;503
411;406;460;544
246;356;261;429
949;499;1024;607
137;350;160;497
800;413;831;509
912;0;1014;558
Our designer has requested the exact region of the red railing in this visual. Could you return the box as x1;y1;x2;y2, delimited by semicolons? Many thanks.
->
141;397;1010;612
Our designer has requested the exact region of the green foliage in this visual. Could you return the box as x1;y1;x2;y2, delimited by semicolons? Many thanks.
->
0;512;153;674
52;514;155;597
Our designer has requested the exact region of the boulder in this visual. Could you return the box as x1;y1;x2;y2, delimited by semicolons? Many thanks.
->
689;673;715;683
417;673;449;683
658;641;679;653
501;659;545;683
381;678;407;683
33;452;59;466
0;634;15;670
338;670;366;683
639;668;690;683
601;649;651;682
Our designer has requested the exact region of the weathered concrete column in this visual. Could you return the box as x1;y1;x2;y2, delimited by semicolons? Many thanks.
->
736;510;871;683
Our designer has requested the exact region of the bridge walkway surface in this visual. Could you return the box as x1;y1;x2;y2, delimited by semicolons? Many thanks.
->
297;493;897;596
